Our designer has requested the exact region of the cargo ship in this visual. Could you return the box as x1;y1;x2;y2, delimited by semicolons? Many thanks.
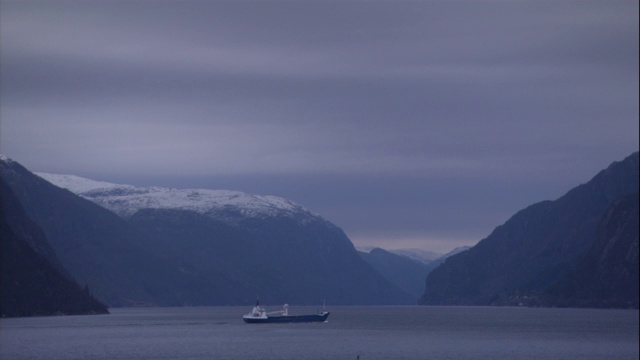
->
242;299;329;324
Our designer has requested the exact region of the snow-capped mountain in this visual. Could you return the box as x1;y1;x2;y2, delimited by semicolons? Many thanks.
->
36;173;318;223
2;158;414;306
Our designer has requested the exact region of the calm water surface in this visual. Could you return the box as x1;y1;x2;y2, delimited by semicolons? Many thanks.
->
1;306;637;360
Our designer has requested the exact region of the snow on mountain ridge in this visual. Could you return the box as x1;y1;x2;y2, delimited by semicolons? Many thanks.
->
36;172;317;221
35;173;134;193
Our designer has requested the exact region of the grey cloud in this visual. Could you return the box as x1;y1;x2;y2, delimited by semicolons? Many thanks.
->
1;0;637;252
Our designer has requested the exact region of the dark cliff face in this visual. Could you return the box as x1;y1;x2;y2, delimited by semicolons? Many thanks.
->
359;248;436;300
1;158;413;306
547;193;639;308
1;179;109;317
1;159;205;307
128;208;414;305
420;152;639;307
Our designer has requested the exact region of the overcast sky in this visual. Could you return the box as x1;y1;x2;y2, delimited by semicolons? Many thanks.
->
1;0;638;253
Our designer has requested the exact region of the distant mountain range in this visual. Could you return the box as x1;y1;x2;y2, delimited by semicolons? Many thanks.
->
2;151;637;314
420;152;639;308
1;157;413;310
357;246;445;264
358;246;470;299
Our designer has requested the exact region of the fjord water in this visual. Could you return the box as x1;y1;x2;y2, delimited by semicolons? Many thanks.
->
1;306;637;360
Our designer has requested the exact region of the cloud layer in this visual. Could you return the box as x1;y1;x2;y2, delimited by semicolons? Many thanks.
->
2;0;638;251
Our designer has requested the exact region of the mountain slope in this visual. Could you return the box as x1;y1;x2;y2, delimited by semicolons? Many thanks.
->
547;193;639;308
359;248;432;299
1;158;199;307
359;246;472;300
128;208;413;305
420;152;639;306
0;178;109;317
